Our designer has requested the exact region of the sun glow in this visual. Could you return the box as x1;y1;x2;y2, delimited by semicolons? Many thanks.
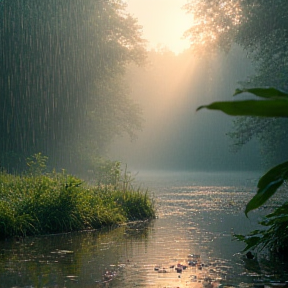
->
125;0;192;54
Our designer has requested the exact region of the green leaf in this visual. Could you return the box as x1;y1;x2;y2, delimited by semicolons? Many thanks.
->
243;236;262;252
233;234;246;242
261;215;288;226
234;87;288;99
257;161;288;189
197;99;288;118
247;160;288;216
245;174;286;216
234;230;268;252
266;202;288;218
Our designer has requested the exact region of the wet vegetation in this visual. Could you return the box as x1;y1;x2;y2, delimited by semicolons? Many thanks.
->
185;0;288;167
1;0;287;271
199;87;288;256
0;154;155;239
0;0;156;240
0;0;146;175
192;0;288;257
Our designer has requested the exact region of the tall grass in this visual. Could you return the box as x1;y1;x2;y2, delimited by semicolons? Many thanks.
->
0;169;155;239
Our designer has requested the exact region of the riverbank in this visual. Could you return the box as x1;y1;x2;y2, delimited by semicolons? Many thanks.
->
0;170;156;239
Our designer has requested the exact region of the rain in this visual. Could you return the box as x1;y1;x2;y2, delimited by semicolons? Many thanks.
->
1;1;288;288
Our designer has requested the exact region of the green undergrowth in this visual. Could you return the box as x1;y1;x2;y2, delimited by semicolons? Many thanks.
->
0;170;156;239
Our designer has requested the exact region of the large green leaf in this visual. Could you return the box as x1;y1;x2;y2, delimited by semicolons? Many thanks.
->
234;87;288;99
197;99;288;117
198;86;288;252
245;179;284;216
244;161;288;216
257;161;288;189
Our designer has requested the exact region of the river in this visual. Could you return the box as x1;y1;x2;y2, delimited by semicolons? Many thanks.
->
1;171;288;288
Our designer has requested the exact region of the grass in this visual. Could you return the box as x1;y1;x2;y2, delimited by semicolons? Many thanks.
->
0;170;156;239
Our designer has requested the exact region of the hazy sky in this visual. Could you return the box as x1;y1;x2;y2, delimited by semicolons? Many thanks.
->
125;0;192;54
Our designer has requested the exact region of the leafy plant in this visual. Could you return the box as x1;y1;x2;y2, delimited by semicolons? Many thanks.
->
197;87;288;118
26;153;48;175
90;159;122;186
186;0;288;169
197;87;288;253
0;156;155;239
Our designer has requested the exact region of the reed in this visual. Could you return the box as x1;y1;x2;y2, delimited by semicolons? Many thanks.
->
0;170;155;239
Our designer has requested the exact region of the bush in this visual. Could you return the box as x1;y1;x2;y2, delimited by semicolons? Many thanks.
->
0;164;155;239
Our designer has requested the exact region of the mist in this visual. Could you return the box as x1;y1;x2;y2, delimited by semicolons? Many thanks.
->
109;46;262;172
0;0;269;177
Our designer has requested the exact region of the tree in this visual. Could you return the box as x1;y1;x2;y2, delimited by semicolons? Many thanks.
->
184;0;288;166
184;0;243;53
189;0;288;254
0;0;146;174
184;0;288;73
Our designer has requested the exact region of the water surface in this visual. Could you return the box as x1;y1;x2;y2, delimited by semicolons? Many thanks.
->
1;171;287;288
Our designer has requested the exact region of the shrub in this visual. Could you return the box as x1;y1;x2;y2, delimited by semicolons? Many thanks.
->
0;163;155;239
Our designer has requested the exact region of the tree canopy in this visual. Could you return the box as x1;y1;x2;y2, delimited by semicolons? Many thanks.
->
193;1;288;254
185;0;288;87
0;0;146;173
185;0;288;165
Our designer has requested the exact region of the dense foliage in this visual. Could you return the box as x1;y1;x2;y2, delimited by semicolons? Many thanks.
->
198;87;288;255
0;0;146;174
185;0;288;165
185;0;288;87
0;154;155;239
188;2;288;254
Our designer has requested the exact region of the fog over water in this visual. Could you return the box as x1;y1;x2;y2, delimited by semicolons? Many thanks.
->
110;46;262;172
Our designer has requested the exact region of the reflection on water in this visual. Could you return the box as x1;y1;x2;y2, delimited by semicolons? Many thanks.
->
1;171;288;288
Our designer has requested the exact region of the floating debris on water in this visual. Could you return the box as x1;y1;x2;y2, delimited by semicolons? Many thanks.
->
188;254;201;259
151;254;222;288
102;270;117;282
